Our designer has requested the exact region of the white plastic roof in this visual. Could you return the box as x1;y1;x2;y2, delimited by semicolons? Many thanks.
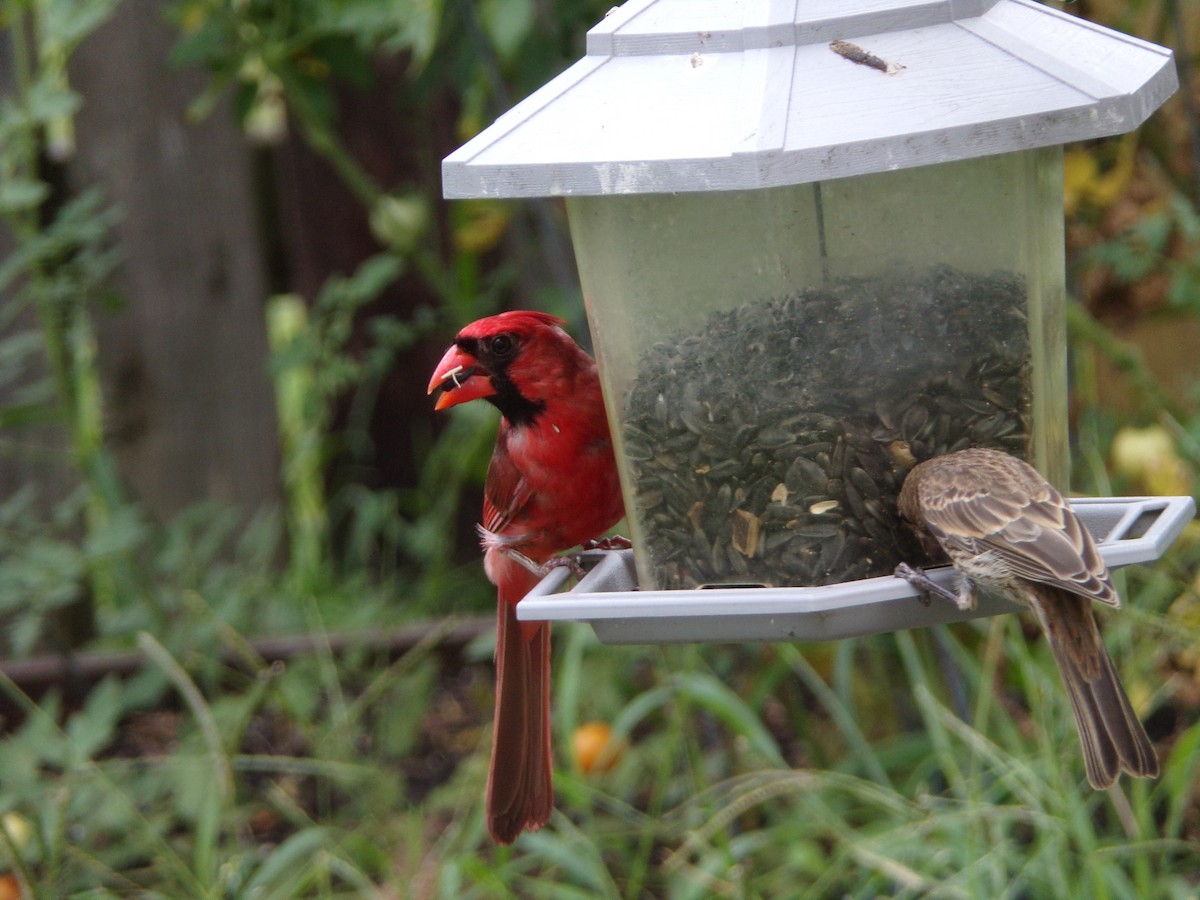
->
442;0;1177;198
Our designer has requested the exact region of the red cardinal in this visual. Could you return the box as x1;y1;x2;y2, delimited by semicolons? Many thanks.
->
895;447;1158;788
427;310;625;844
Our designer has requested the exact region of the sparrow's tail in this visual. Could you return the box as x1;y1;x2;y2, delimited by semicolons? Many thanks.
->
1033;587;1158;789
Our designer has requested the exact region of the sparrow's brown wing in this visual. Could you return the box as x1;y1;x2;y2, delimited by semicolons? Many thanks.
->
918;451;1119;606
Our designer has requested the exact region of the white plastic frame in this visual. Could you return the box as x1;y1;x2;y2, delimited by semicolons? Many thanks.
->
517;496;1195;644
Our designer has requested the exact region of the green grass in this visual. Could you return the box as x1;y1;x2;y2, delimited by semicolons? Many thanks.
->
3;567;1197;897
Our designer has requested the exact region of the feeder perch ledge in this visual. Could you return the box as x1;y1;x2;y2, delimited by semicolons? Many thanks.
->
517;496;1196;645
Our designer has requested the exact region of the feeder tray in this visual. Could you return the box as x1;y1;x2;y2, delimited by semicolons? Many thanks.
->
518;496;1195;644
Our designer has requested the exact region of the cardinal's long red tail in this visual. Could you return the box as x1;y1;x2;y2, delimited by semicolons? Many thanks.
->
486;572;553;844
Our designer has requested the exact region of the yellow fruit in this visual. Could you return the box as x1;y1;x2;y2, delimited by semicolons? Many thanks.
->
1112;425;1172;479
1111;425;1192;495
0;813;30;849
571;721;625;774
453;201;512;254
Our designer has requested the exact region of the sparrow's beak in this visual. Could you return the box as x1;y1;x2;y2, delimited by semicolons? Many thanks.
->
427;343;495;411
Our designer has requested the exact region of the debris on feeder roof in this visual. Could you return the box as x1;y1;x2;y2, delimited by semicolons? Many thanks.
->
443;0;1177;198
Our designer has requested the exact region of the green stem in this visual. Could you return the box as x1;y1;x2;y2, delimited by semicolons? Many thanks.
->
3;1;143;613
138;631;234;803
6;2;39;241
779;643;893;788
267;294;330;587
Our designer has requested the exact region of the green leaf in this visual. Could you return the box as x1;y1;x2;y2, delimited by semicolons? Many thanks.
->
307;35;373;87
0;330;45;367
610;672;786;768
671;671;787;767
344;252;405;301
379;0;443;66
38;0;122;49
23;76;82;125
521;825;621;897
481;0;535;62
0;401;63;429
1095;239;1157;284
0;536;85;610
233;80;260;128
1129;211;1172;255
82;506;148;559
1166;260;1200;313
0;178;49;214
242;827;332;893
1170;192;1200;242
168;20;235;69
163;753;218;823
1161;718;1200;839
64;676;124;762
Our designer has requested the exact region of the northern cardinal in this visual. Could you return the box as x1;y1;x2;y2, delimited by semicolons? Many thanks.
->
427;310;625;843
894;447;1158;788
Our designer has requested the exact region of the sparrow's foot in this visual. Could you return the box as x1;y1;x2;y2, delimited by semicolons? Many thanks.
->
894;563;978;611
895;562;954;608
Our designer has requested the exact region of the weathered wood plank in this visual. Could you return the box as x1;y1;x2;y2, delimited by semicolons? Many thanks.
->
67;0;280;517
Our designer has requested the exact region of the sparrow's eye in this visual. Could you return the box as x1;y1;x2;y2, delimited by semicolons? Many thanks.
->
488;334;516;358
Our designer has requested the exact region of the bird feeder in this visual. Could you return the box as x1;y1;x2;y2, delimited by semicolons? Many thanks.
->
443;0;1191;639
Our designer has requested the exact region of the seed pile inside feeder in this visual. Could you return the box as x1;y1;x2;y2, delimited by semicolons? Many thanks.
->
621;266;1031;590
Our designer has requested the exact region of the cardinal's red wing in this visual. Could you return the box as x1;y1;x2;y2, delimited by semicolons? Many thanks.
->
482;427;537;538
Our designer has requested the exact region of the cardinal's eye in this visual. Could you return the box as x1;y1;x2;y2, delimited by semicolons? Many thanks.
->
489;334;516;358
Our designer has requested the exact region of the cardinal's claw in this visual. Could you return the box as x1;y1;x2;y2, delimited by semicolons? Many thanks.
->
505;549;588;581
537;554;588;580
504;549;542;576
583;535;632;552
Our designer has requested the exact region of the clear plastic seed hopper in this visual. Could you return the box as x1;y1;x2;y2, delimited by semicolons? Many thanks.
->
441;0;1190;643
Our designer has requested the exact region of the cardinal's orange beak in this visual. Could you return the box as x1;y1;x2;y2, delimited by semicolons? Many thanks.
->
427;343;496;411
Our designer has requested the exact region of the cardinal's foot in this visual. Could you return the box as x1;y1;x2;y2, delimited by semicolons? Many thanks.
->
583;535;632;552
505;549;587;581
